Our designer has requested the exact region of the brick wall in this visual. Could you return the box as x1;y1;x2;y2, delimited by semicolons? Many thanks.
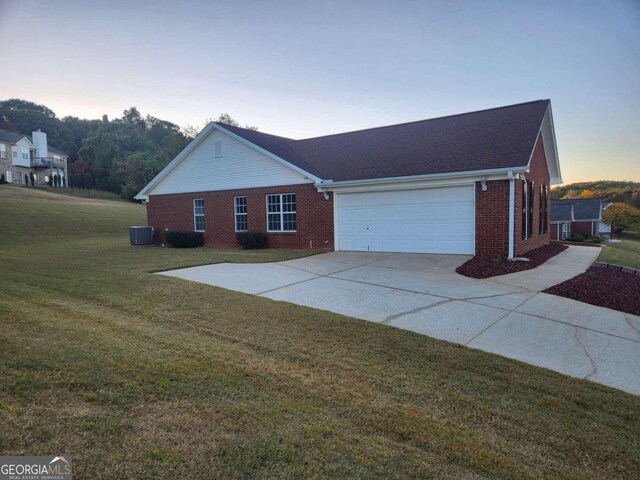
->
571;221;596;236
474;133;551;258
475;179;510;257
147;183;334;250
514;134;551;256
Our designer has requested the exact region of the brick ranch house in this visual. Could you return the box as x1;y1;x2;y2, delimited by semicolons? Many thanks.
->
136;100;562;258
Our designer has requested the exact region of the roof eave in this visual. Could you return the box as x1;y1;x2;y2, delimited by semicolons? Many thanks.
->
316;166;528;190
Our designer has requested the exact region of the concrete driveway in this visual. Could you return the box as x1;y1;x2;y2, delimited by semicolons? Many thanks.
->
159;247;640;395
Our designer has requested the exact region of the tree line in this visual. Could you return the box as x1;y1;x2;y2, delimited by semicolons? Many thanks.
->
551;180;640;209
0;99;254;200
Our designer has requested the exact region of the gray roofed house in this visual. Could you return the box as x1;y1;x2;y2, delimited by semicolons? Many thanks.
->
0;127;68;187
550;198;607;240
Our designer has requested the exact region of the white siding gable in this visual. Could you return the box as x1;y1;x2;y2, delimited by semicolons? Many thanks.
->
149;129;312;196
12;138;33;167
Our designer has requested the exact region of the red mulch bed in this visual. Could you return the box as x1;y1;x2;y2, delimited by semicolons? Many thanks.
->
456;243;568;279
545;267;640;316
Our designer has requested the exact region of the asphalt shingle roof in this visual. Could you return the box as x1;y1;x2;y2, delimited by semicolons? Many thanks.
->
551;203;573;222
552;198;602;221
217;99;550;182
0;128;27;144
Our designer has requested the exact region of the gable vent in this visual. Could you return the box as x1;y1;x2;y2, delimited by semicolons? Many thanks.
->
214;140;222;157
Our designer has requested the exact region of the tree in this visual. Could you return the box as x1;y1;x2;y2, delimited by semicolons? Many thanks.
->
552;181;640;208
0;99;74;152
577;189;599;199
602;203;640;235
215;113;258;131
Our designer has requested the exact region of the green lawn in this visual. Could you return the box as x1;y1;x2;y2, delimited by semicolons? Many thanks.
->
1;184;639;479
598;232;640;269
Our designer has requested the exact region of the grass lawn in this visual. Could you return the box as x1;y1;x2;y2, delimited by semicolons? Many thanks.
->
598;231;640;269
1;185;639;478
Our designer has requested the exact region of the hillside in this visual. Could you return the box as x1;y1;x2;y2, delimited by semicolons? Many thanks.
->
552;180;640;208
0;185;145;245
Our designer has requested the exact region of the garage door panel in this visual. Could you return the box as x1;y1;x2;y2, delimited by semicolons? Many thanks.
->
337;186;475;254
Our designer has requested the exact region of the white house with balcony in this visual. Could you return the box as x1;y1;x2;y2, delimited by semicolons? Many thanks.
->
0;128;68;186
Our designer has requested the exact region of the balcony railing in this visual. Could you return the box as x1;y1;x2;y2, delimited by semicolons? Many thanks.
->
31;157;65;169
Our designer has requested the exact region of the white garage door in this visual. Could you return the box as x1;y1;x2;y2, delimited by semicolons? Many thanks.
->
336;185;475;254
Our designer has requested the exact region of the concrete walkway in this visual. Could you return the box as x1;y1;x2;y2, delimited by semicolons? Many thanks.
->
159;246;640;395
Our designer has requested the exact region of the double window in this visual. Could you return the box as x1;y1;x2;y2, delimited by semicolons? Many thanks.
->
539;184;548;234
234;196;248;231
193;198;205;232
267;193;296;232
0;143;6;159
522;180;534;240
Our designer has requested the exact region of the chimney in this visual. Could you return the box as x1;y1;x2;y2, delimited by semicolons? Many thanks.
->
32;129;48;158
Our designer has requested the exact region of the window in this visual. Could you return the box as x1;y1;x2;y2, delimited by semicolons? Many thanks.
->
13;150;17;158
0;143;6;159
562;223;569;240
528;180;534;238
266;193;296;232
6;170;12;183
234;196;248;232
22;147;28;160
539;184;548;234
522;180;528;240
522;180;535;240
193;199;205;232
214;140;222;158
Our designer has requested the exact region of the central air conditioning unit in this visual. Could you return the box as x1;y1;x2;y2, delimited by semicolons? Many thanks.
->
129;226;154;246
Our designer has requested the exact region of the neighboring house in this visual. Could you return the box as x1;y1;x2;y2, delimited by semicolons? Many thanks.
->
550;198;606;240
0;128;68;187
136;100;561;258
550;202;574;240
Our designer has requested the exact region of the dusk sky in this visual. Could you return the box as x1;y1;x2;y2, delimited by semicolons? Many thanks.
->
1;0;638;184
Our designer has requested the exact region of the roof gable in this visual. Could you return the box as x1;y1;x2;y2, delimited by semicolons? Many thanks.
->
551;203;573;222
139;125;314;198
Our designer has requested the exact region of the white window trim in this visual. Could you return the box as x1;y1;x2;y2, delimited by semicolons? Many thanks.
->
193;198;205;232
266;193;297;233
234;196;248;232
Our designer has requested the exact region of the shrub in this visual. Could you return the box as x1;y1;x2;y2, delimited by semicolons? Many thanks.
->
236;231;269;249
568;234;586;242
164;231;204;248
586;235;603;243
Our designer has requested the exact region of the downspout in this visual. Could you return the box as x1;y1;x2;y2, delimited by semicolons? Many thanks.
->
508;170;515;259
